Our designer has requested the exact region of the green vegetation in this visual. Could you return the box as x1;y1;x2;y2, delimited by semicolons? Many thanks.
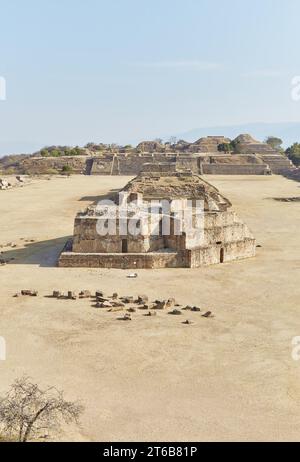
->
61;165;73;174
218;142;236;153
286;143;300;166
0;154;28;175
84;142;108;151
40;146;85;157
265;136;283;151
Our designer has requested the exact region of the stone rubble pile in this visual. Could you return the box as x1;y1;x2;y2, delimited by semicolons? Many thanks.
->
12;289;215;322
0;179;11;190
0;176;29;190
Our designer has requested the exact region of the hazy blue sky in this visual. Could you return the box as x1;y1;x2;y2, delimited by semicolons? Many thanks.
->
1;0;300;153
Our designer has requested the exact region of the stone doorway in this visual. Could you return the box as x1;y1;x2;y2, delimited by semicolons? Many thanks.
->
220;247;225;263
122;239;128;253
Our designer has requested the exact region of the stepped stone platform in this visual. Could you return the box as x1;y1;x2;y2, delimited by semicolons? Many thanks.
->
86;152;275;176
5;133;294;177
59;164;256;269
85;134;294;176
256;154;294;174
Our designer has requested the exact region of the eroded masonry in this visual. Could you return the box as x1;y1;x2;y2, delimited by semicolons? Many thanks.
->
86;134;293;176
10;134;294;176
59;164;256;269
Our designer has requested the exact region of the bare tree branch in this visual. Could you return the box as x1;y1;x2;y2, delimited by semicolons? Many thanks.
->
0;376;84;442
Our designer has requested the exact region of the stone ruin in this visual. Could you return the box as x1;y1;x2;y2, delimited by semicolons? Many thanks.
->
86;134;293;176
0;178;11;190
59;164;256;269
0;176;28;190
4;133;294;177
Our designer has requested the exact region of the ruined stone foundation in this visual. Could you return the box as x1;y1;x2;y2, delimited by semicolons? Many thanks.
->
59;165;256;269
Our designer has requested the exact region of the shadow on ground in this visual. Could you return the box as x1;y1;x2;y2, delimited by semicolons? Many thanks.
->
1;236;70;267
281;170;300;183
79;189;120;204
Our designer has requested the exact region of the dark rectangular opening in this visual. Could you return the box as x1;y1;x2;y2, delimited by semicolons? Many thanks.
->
122;239;128;253
220;248;224;263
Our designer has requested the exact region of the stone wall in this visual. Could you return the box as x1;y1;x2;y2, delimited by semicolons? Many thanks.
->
202;164;269;175
73;217;151;253
73;214;189;254
118;155;175;175
202;223;251;246
18;156;87;174
88;156;114;175
189;238;256;267
89;154;202;176
204;211;236;228
59;237;256;269
88;153;275;176
175;157;199;173
206;154;264;165
256;155;294;174
58;250;188;269
17;153;291;177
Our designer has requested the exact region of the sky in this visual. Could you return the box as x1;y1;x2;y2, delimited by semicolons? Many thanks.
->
1;0;300;154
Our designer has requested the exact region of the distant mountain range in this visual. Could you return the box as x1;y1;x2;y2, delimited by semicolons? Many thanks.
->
175;122;300;147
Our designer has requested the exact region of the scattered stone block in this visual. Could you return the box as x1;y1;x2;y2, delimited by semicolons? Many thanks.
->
182;305;193;311
121;296;134;304
127;307;136;313
191;306;201;312
0;179;11;190
95;301;112;309
96;296;109;303
168;309;182;315
98;301;112;308
21;290;38;297
153;300;167;310
110;301;125;308
166;298;176;308
117;313;132;321
52;290;61;298
79;290;91;299
202;311;214;318
136;294;148;305
67;291;76;300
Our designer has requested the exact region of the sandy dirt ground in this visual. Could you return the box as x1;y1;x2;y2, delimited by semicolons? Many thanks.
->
0;174;300;442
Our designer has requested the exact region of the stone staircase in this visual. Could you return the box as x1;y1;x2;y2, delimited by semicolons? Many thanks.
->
258;155;294;174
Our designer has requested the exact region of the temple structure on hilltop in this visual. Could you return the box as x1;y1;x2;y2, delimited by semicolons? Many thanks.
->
10;133;294;176
59;164;256;269
86;134;293;176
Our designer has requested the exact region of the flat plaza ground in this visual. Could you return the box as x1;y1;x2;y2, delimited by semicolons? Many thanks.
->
0;174;300;441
